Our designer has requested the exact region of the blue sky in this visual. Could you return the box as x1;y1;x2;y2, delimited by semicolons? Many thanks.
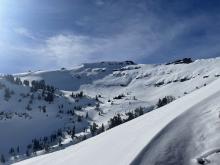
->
0;0;220;73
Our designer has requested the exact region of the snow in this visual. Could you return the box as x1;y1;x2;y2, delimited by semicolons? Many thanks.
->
0;78;93;158
17;58;220;125
0;57;220;164
13;77;220;165
19;58;220;103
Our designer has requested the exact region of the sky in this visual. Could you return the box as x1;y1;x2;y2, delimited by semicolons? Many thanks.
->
0;0;220;73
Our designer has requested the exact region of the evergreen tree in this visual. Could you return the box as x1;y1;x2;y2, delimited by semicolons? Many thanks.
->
108;114;123;128
82;135;87;141
101;124;105;132
71;126;75;139
4;88;11;101
90;123;98;136
157;96;175;108
0;154;5;163
42;106;47;113
126;112;135;121
15;77;22;85
58;137;62;146
77;115;82;122
26;150;30;157
17;146;20;153
95;95;99;101
71;92;74;98
79;91;83;97
9;147;15;156
23;80;29;86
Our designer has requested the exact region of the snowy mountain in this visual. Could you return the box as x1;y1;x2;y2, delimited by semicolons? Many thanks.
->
14;73;220;165
0;57;220;164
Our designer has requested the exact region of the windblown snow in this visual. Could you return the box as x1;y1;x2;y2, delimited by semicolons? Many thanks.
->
0;58;220;164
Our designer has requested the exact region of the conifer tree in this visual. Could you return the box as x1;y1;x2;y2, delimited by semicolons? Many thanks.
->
0;154;5;163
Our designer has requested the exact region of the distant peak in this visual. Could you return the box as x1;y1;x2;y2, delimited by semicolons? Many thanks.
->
82;61;136;68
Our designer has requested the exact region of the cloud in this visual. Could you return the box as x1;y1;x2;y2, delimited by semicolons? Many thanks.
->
1;0;220;73
4;17;196;69
10;31;148;68
38;34;103;66
35;25;176;66
14;27;37;40
35;32;150;67
95;0;105;6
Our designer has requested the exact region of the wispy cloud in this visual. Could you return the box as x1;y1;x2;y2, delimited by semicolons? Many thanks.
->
1;0;220;73
95;0;105;6
14;27;37;40
1;16;204;69
26;26;179;66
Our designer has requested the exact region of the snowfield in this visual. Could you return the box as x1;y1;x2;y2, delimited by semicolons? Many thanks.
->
14;71;220;165
0;57;220;164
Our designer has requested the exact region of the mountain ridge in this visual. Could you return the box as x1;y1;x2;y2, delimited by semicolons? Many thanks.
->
0;57;220;164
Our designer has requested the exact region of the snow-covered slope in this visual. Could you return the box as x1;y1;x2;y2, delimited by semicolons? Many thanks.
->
1;57;220;164
0;77;97;160
20;58;220;104
18;58;220;123
14;72;220;165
